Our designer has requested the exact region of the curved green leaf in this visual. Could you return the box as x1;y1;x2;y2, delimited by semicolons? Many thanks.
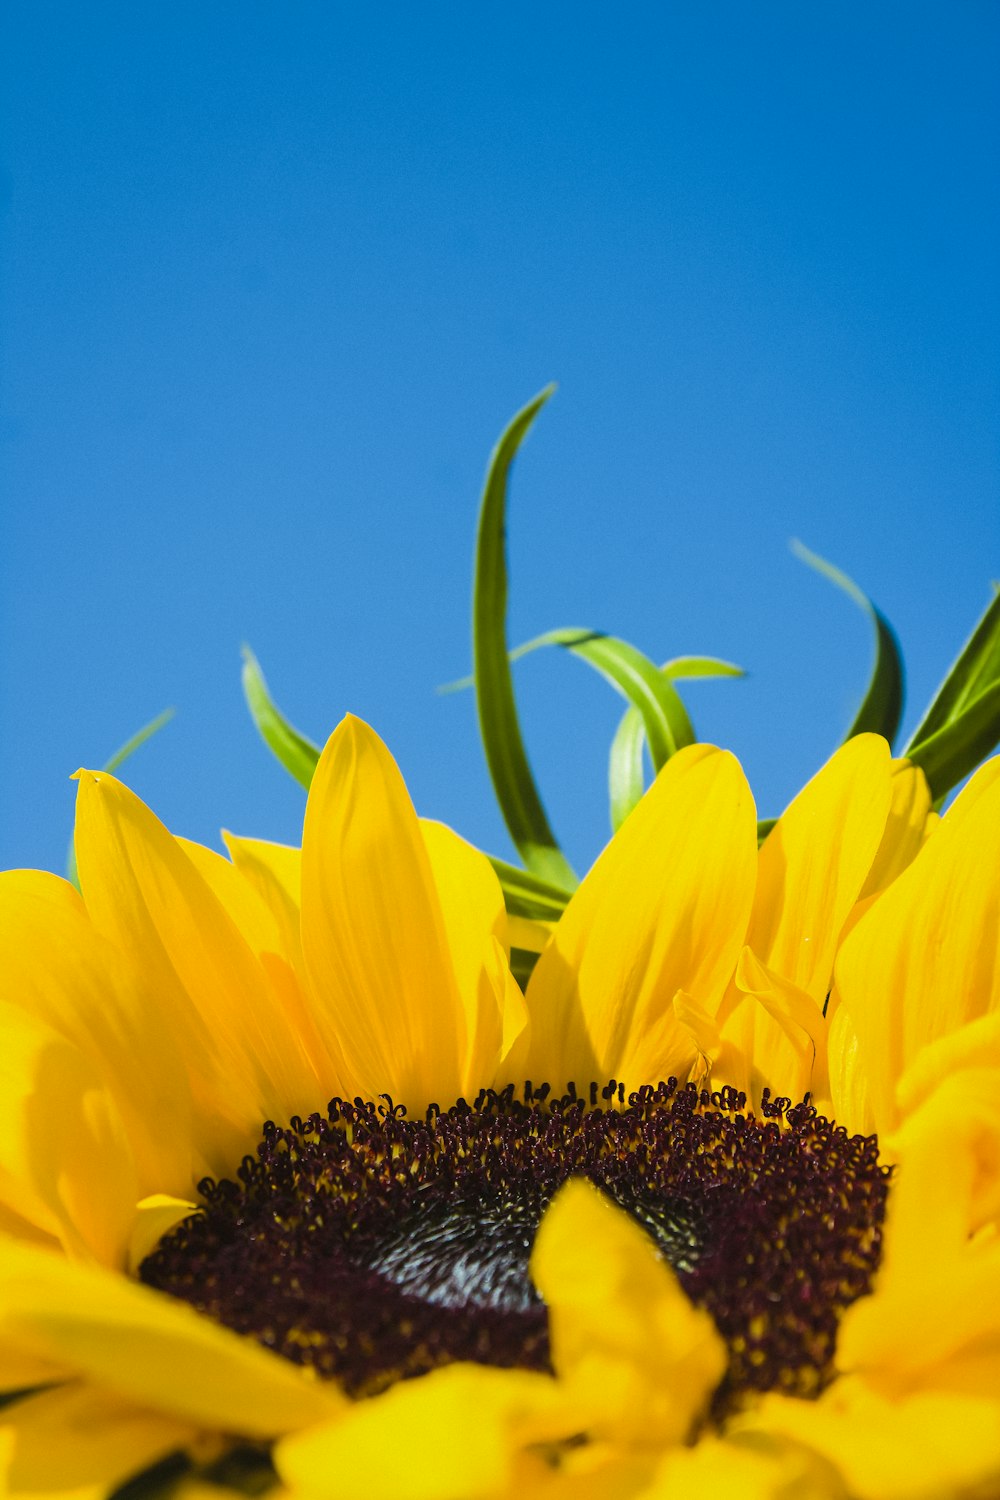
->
242;646;320;791
659;656;745;681
608;703;647;833
472;387;577;893
516;628;696;769
905;588;1000;755
606;655;745;831
906;680;1000;806
791;540;905;747
66;707;175;888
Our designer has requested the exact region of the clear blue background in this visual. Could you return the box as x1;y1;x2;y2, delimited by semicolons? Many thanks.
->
3;2;998;880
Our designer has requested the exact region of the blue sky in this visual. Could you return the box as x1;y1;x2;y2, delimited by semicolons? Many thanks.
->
3;2;998;879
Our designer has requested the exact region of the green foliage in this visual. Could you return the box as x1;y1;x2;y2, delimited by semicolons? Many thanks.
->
66;708;175;889
471;386;578;893
904;590;1000;804
791;541;904;746
242;646;320;791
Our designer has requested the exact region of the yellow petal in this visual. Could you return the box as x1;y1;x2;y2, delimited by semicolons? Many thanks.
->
301;717;473;1110
520;745;757;1094
505;915;554;955
1;1384;196;1500
744;1381;1000;1500
823;997;875;1137
126;1196;199;1275
748;734;892;1002
0;870;194;1202
420;820;515;1091
182;837;334;1089
832;757;1000;1134
530;1178;726;1450
73;772;321;1170
723;946;826;1107
176;837;288;962
646;1431;844;1499
221;833;303;971
0;1001;136;1267
276;1364;560;1500
857;758;934;901
0;1239;342;1437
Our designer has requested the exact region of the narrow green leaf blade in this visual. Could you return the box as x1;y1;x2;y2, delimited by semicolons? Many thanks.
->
529;628;696;770
606;654;745;831
791;540;905;746
102;707;176;774
472;387;577;892
241;646;320;791
608;704;645;833
66;707;176;889
661;656;746;680
905;680;1000;806
905;589;1000;752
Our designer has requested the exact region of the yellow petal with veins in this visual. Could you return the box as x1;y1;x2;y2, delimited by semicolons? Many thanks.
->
0;1001;136;1267
302;718;489;1110
520;745;756;1094
221;833;303;970
833;758;1000;1134
0;870;193;1201
857;757;934;901
747;734;892;1002
73;772;321;1173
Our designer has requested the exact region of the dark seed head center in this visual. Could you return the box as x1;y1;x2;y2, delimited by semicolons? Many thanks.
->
140;1080;889;1414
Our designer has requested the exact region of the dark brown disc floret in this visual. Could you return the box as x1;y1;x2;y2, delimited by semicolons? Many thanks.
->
140;1080;889;1415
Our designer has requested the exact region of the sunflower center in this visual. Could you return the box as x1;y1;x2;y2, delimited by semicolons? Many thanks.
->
139;1080;889;1413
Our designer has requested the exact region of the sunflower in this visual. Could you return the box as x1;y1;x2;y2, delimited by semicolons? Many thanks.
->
1;716;997;1500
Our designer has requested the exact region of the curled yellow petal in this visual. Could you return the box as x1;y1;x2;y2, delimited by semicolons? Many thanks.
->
530;1178;726;1450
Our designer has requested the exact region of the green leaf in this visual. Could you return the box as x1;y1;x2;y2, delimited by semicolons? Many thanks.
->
905;680;1000;806
791;540;905;747
439;648;743;697
904;588;1000;755
756;817;778;846
606;655;745;832
66;707;175;889
242;646;321;791
487;855;570;921
608;703;646;833
514;627;697;769
510;947;542;989
472;387;577;892
659;656;746;681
